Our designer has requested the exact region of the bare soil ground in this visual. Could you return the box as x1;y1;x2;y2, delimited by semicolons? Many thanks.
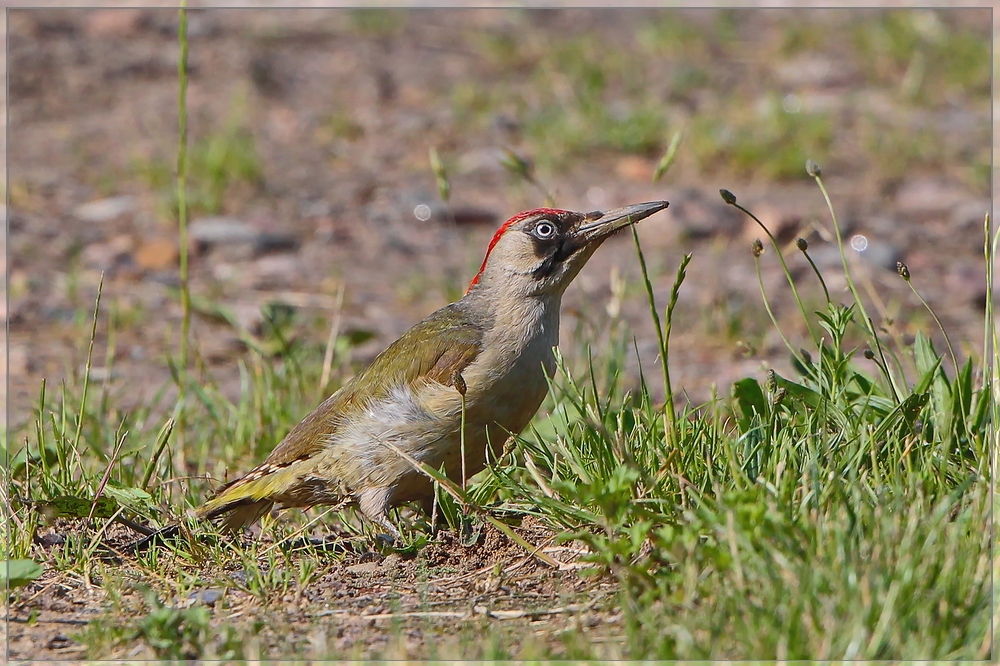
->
4;6;991;661
10;517;607;660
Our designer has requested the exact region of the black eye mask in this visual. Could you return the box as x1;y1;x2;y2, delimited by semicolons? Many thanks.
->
530;236;583;279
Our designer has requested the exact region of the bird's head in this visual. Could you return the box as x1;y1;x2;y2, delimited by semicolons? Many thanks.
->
466;201;669;297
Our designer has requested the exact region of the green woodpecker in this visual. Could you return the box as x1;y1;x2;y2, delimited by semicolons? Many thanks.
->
194;200;669;537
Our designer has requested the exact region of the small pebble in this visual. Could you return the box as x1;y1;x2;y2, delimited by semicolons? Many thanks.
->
36;533;66;547
187;588;224;606
73;196;135;223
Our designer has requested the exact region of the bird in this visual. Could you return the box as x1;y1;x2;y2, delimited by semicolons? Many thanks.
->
165;200;668;542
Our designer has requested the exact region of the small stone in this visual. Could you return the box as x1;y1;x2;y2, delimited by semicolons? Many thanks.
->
254;233;300;255
46;633;76;650
35;532;66;547
253;254;303;288
187;588;224;606
190;217;299;259
741;203;801;245
135;238;179;271
73;196;135;223
189;217;258;247
81;235;134;271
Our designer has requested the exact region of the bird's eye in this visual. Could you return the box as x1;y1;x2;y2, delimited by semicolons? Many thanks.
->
533;221;556;239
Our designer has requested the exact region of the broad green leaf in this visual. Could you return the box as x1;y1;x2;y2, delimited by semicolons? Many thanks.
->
872;392;929;444
3;559;44;587
913;353;944;394
772;372;851;432
732;377;768;433
103;484;154;512
33;495;118;519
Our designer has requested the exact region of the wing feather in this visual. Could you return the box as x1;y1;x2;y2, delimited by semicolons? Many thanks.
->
216;303;484;488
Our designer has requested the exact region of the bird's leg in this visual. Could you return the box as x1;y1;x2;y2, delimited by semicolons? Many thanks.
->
357;486;400;546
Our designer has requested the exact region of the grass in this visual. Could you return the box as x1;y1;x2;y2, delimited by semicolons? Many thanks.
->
449;8;989;183
5;7;994;662
5;159;993;659
851;9;991;104
493;187;991;659
689;98;835;181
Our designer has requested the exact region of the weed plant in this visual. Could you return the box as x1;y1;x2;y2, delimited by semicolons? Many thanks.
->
487;166;993;659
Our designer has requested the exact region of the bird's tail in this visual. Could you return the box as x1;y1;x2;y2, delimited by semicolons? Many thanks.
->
130;495;272;553
131;463;303;551
197;496;274;532
194;472;282;532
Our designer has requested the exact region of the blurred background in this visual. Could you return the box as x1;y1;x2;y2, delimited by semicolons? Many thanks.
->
6;6;992;427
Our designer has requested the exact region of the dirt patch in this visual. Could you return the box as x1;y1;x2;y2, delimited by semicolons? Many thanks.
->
8;517;613;660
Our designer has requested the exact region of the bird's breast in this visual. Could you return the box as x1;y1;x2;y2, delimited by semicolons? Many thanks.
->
317;295;561;498
463;295;560;429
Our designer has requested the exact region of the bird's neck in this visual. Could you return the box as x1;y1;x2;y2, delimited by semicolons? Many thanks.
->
463;287;563;360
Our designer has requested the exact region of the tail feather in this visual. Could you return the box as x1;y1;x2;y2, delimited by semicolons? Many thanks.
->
194;459;312;531
212;499;274;532
195;475;278;532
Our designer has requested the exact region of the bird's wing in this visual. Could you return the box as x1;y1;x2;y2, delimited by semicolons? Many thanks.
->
210;303;484;493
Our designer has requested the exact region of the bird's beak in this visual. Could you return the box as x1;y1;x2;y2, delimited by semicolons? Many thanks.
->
576;200;669;242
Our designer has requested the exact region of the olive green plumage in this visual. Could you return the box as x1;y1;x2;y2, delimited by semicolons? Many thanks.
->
183;201;669;539
197;303;487;531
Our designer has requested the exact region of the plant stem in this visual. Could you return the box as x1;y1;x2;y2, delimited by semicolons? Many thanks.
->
630;227;685;453
801;249;831;305
811;173;876;341
731;201;818;345
752;256;803;368
72;274;104;454
140;417;177;492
